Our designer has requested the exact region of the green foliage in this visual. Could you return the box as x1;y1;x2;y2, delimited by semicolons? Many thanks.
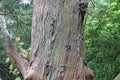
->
85;0;120;80
0;0;32;48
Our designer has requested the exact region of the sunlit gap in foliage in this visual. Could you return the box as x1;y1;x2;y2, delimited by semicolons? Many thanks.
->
21;0;31;5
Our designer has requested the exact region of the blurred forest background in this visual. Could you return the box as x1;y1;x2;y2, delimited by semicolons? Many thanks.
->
0;0;120;80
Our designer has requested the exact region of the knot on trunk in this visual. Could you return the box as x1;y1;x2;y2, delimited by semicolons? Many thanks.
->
84;66;94;80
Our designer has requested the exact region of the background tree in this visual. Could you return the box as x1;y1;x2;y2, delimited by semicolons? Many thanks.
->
85;0;120;80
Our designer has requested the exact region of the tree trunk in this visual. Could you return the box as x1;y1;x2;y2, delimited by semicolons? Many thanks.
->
1;0;93;80
26;0;92;80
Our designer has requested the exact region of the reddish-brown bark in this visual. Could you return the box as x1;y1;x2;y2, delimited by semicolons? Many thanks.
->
1;0;94;80
3;37;28;78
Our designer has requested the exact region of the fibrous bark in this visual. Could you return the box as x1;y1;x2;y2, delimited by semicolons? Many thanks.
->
0;0;94;80
26;0;93;80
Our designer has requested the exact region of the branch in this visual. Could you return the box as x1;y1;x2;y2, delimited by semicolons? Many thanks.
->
3;38;28;77
0;14;28;78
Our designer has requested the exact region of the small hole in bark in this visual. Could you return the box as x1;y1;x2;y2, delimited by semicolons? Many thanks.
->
65;45;71;50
